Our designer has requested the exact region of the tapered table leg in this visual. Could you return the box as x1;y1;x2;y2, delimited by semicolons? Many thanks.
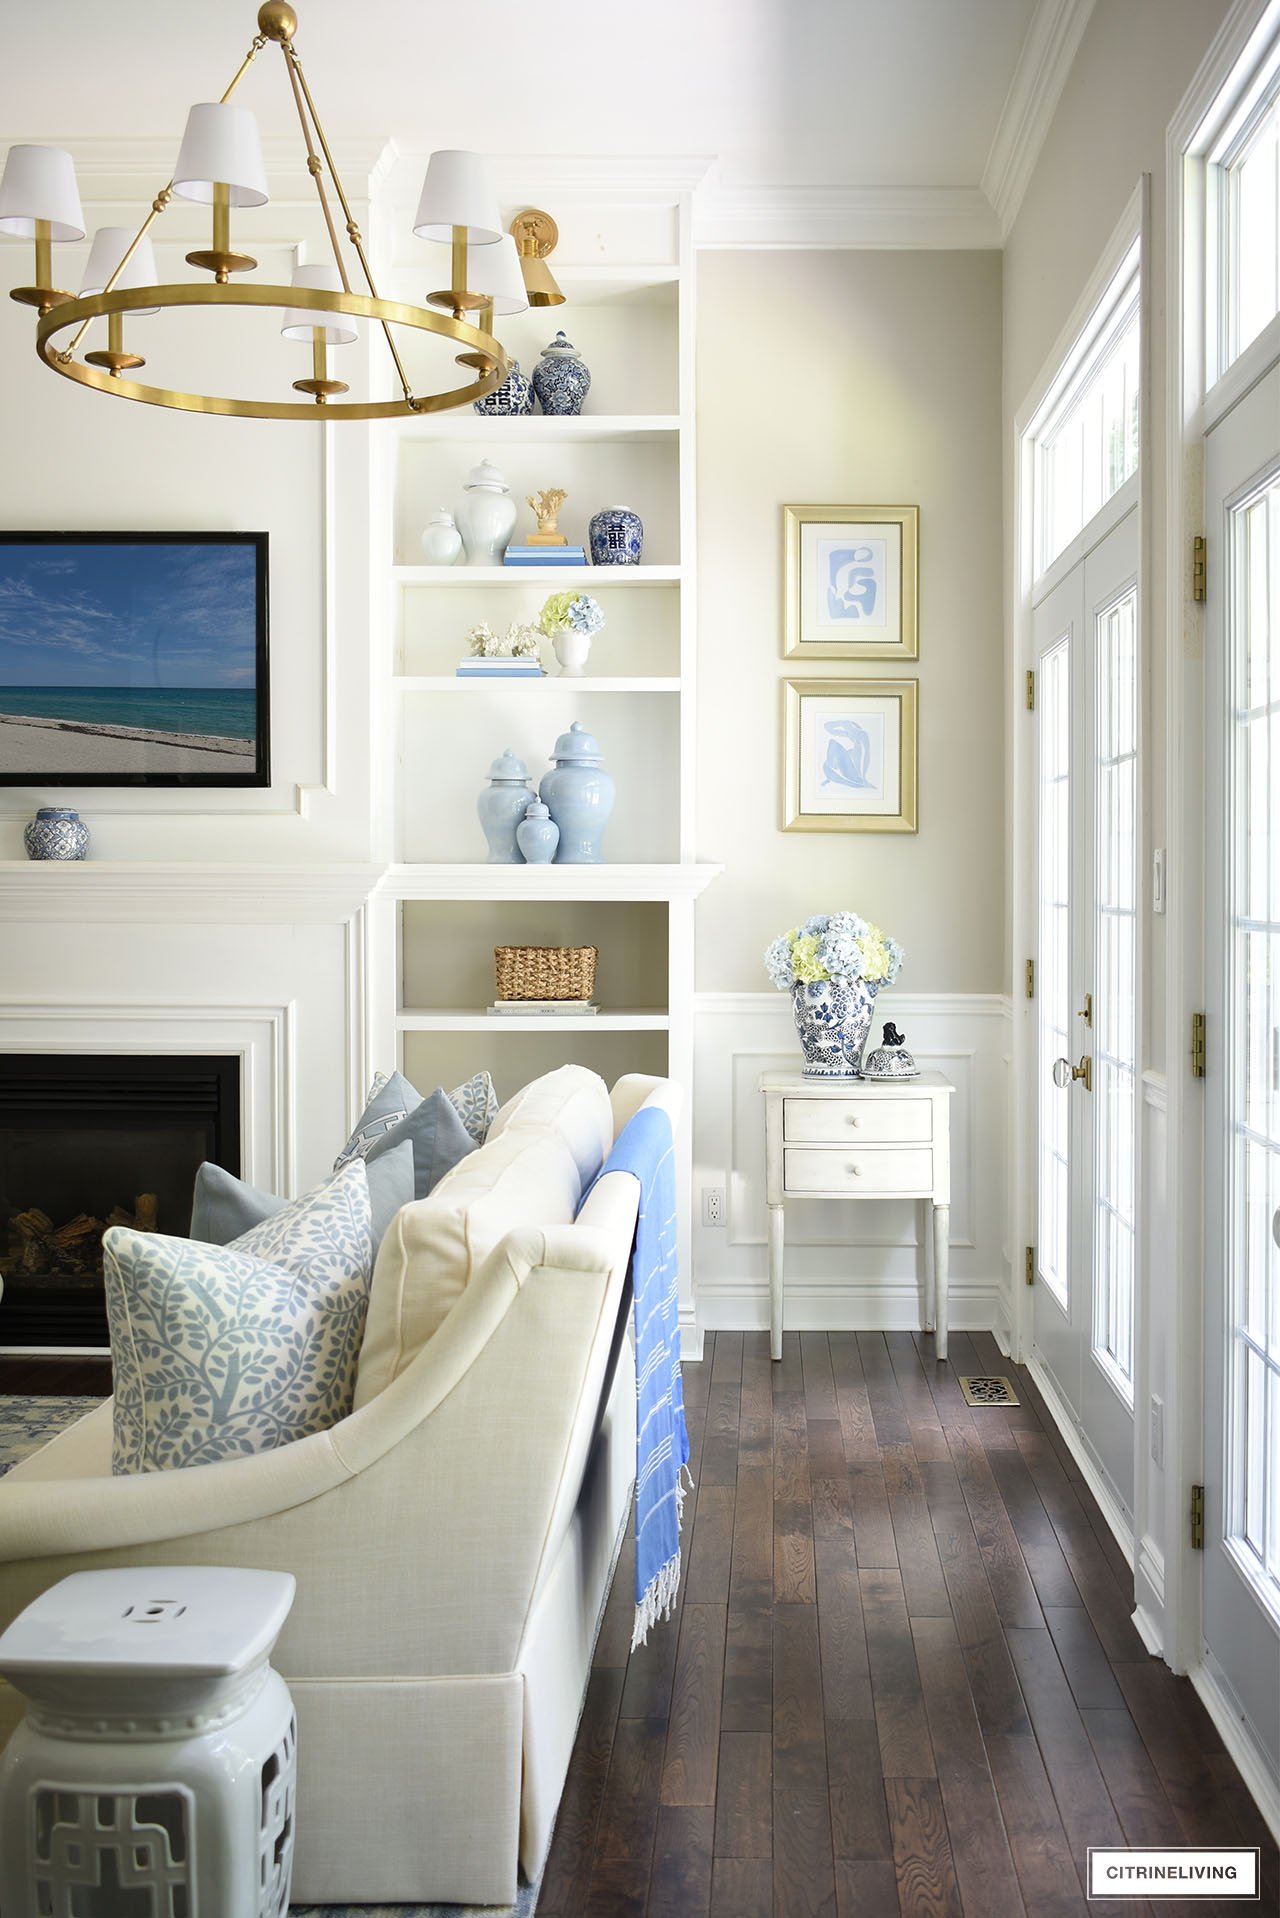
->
919;1197;935;1334
768;1201;785;1361
932;1202;950;1361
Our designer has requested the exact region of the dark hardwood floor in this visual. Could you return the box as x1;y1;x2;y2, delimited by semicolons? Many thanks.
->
4;1338;1276;1915
541;1330;1280;1917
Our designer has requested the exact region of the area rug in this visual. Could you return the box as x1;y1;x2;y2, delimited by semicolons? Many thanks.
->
0;1395;542;1916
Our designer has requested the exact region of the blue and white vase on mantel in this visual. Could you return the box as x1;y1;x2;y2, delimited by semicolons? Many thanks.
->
540;721;615;864
23;807;89;861
588;504;644;566
472;357;534;417
477;748;534;863
790;978;877;1078
531;332;591;416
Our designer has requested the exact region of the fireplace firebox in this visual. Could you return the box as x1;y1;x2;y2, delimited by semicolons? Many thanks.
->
0;1055;241;1348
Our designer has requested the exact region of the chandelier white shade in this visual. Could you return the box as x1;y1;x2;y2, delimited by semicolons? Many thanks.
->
173;103;270;207
428;233;529;317
281;263;358;343
80;228;160;308
0;145;85;241
412;150;503;246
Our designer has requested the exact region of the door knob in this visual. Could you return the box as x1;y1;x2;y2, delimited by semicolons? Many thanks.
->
1052;1054;1092;1092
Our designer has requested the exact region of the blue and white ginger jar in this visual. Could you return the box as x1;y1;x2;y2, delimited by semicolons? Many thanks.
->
539;721;615;864
791;978;877;1078
24;807;89;861
473;357;535;417
531;332;591;415
588;504;644;566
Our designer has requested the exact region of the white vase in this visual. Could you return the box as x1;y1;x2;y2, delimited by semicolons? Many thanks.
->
420;508;462;565
553;629;592;676
455;458;517;566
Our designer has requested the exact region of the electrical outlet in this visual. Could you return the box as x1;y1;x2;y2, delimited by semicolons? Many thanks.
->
701;1186;725;1227
1151;1394;1164;1469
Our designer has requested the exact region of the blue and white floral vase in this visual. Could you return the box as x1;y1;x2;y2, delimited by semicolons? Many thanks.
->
531;332;591;415
23;807;89;861
472;357;534;417
540;721;615;864
790;979;877;1078
477;748;534;863
588;504;644;566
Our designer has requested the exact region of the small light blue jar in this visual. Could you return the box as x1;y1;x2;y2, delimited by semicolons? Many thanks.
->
23;807;89;861
477;748;534;864
588;504;644;566
516;799;560;864
539;721;615;865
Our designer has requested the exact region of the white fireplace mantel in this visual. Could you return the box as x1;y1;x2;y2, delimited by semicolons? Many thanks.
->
0;863;384;924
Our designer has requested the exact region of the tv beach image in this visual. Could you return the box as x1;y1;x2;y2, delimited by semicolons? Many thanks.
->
0;537;266;785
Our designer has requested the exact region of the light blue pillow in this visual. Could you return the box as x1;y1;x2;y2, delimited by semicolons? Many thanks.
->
191;1142;414;1251
106;1159;374;1475
337;1069;499;1165
362;1088;475;1197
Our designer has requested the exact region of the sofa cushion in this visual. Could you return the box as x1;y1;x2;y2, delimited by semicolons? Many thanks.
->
353;1126;583;1407
362;1090;475;1200
339;1069;499;1166
191;1141;414;1251
487;1064;613;1186
106;1159;375;1474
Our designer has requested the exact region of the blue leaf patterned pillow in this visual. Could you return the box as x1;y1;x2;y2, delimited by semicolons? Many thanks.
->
106;1159;375;1475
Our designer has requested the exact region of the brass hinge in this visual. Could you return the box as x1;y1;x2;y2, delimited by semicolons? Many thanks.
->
1025;958;1035;999
1026;669;1035;711
1190;1483;1205;1551
1191;1011;1206;1078
1025;1245;1035;1287
1192;534;1207;604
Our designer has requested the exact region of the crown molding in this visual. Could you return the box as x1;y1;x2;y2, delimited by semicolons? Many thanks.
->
693;184;1000;251
371;151;714;205
21;134;390;200
982;0;1096;239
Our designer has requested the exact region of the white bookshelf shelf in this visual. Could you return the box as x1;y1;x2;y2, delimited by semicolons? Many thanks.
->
394;675;681;695
393;563;681;586
397;1009;671;1034
389;414;680;445
383;863;722;902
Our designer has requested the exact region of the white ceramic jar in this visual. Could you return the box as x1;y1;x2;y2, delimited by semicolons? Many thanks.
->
454;459;517;566
420;508;463;565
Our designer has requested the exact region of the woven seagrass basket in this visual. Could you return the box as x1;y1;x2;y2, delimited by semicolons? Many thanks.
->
494;944;598;1001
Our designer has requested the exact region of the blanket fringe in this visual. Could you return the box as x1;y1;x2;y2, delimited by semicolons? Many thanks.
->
632;1551;682;1651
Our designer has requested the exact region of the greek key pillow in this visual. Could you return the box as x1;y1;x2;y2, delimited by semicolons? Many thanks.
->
106;1159;374;1475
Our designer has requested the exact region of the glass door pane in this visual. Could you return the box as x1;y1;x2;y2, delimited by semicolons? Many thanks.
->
1093;587;1138;1396
1038;635;1072;1307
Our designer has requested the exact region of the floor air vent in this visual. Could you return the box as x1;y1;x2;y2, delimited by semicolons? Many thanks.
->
958;1374;1020;1407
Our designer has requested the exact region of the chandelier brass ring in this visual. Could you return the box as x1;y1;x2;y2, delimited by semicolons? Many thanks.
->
36;281;510;420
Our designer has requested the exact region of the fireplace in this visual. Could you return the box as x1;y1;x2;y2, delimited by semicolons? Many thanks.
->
0;1055;241;1348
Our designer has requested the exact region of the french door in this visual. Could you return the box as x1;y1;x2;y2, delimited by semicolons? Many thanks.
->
1032;488;1139;1520
1203;355;1280;1776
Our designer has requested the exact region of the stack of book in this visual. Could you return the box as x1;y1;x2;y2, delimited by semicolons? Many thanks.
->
503;544;587;568
455;656;544;679
487;999;598;1016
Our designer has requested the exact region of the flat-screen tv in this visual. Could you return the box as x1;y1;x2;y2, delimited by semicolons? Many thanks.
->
0;531;269;788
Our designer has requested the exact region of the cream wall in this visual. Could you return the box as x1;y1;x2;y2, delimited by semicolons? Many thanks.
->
694;248;1004;993
1002;0;1234;1052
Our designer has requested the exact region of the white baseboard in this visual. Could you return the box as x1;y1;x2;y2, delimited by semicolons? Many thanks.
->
1189;1652;1280;1846
679;1305;704;1363
1132;1605;1163;1655
1026;1350;1135;1568
696;1279;1006;1337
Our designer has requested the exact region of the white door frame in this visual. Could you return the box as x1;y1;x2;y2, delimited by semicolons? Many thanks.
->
1010;179;1150;1547
1164;0;1280;1838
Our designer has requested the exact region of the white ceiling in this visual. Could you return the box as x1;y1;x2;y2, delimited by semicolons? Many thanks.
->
1;0;1044;194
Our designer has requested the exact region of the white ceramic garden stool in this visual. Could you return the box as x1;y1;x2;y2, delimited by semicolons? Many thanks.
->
0;1566;297;1918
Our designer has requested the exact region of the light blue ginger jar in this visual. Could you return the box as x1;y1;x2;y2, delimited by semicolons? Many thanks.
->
588;504;644;566
540;721;615;865
477;748;534;863
531;331;591;416
473;357;535;417
516;798;559;864
23;807;89;861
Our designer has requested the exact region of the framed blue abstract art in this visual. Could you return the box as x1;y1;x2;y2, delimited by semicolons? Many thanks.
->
782;504;918;660
781;677;918;833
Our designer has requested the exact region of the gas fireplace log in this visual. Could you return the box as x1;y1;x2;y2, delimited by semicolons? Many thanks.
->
1;1193;160;1281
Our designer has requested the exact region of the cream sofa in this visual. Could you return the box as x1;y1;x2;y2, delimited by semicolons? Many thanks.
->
0;1069;678;1907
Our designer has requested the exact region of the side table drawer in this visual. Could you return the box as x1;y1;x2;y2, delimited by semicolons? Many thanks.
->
782;1097;933;1145
782;1147;935;1196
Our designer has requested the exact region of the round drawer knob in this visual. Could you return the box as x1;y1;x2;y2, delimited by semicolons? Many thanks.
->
848;1115;861;1127
849;1164;863;1176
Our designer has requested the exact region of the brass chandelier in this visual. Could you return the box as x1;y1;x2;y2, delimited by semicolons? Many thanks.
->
0;2;567;422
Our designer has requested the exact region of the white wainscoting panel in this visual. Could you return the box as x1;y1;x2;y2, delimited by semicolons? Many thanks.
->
693;992;1012;1340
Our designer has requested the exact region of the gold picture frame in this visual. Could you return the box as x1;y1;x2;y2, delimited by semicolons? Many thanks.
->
782;504;919;660
782;677;918;833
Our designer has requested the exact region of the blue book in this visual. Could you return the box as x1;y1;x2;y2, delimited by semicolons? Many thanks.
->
455;665;543;678
503;547;587;566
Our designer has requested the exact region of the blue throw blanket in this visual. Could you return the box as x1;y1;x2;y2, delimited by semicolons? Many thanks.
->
592;1104;691;1647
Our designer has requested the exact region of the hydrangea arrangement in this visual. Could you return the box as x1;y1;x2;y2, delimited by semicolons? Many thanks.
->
765;912;905;992
538;591;606;640
466;619;541;660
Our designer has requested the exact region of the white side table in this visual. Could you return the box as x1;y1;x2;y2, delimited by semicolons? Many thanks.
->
0;1566;297;1918
759;1069;955;1362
